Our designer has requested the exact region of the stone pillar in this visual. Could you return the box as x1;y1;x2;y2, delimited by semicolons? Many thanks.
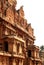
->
13;59;16;65
31;51;34;57
19;60;21;65
34;51;36;58
37;52;39;58
0;57;2;65
29;60;33;65
3;58;6;65
19;44;22;55
13;40;17;54
19;60;23;65
6;58;9;65
8;43;13;53
5;28;8;35
21;60;23;65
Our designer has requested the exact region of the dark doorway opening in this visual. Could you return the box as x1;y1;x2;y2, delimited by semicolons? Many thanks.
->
0;43;3;51
36;62;38;65
4;41;8;52
28;50;31;57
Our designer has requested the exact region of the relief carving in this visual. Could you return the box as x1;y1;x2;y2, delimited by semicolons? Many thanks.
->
6;6;14;24
18;6;24;18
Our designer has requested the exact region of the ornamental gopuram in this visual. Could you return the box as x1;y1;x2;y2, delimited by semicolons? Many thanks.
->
0;0;42;65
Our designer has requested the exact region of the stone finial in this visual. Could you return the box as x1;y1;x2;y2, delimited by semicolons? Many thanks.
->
20;6;23;10
19;6;24;18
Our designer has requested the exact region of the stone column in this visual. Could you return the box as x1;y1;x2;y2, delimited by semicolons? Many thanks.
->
13;59;16;65
22;60;23;65
29;60;32;65
5;28;8;35
37;52;39;58
34;51;36;58
19;60;21;65
19;60;23;65
0;57;2;65
31;51;34;57
13;40;17;54
19;44;22;55
3;58;6;65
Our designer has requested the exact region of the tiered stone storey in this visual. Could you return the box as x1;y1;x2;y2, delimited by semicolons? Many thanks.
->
0;0;42;65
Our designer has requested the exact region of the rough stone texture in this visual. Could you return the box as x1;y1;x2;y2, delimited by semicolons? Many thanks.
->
0;0;42;65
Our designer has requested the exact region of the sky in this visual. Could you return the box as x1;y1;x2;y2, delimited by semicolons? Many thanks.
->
16;0;44;47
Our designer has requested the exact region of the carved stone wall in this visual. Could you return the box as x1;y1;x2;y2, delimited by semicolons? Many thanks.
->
0;0;42;65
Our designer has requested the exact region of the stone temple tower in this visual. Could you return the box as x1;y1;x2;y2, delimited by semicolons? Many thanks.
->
0;0;42;65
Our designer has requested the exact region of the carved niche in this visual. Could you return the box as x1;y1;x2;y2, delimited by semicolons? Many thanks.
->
27;24;34;36
6;6;15;24
8;0;17;7
0;0;10;17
